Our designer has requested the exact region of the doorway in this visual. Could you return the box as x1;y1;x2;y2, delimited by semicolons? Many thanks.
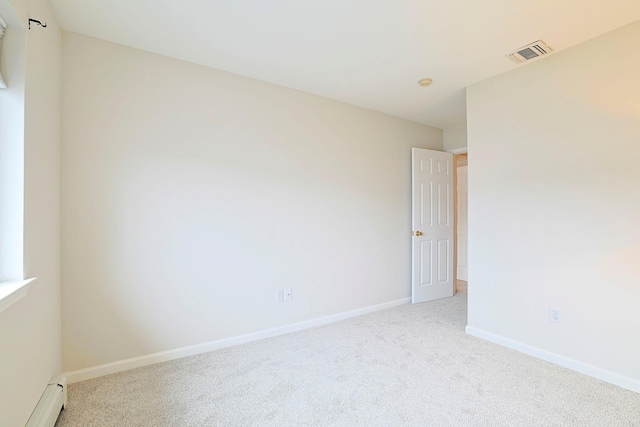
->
454;152;468;293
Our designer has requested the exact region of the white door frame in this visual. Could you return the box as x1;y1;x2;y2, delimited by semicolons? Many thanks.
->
456;165;468;281
447;146;468;292
446;147;468;154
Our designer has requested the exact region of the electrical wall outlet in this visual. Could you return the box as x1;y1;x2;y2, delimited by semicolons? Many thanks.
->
276;289;284;302
284;288;292;301
549;308;560;323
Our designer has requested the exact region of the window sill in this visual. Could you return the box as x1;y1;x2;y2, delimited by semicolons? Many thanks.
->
0;278;36;314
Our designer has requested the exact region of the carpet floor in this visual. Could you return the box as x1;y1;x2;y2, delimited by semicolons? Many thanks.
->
55;292;640;426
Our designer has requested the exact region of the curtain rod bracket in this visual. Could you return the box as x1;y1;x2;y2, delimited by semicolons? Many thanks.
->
28;19;47;30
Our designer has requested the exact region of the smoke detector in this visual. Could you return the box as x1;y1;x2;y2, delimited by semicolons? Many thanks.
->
506;40;553;64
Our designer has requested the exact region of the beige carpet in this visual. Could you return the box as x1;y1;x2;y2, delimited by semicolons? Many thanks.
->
55;292;640;426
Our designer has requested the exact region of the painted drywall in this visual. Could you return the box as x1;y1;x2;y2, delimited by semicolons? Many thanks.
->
61;32;443;371
467;20;640;387
0;0;62;425
444;123;467;151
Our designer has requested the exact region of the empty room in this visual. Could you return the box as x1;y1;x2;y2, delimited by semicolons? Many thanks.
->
1;0;639;426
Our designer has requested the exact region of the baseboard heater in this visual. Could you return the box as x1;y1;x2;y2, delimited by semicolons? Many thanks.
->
25;376;67;427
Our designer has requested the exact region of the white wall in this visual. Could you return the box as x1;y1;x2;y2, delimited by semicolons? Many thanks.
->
0;0;62;425
61;32;442;372
443;123;467;151
467;21;640;390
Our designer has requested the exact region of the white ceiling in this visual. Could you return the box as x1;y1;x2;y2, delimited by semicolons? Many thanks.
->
50;0;640;129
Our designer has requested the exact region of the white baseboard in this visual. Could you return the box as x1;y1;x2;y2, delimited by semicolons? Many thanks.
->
64;297;411;384
465;326;640;394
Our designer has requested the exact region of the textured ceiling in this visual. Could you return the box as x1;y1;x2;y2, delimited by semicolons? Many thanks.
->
50;0;640;128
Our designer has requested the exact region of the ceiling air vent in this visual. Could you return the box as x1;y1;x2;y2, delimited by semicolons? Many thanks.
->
506;40;553;64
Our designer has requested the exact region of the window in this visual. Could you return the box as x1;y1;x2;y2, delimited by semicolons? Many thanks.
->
0;16;6;88
0;13;32;314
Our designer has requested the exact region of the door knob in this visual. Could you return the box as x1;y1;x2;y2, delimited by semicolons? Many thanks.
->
414;231;423;236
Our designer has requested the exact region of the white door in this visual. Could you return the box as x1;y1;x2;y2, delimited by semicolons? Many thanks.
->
411;148;454;304
457;166;468;281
